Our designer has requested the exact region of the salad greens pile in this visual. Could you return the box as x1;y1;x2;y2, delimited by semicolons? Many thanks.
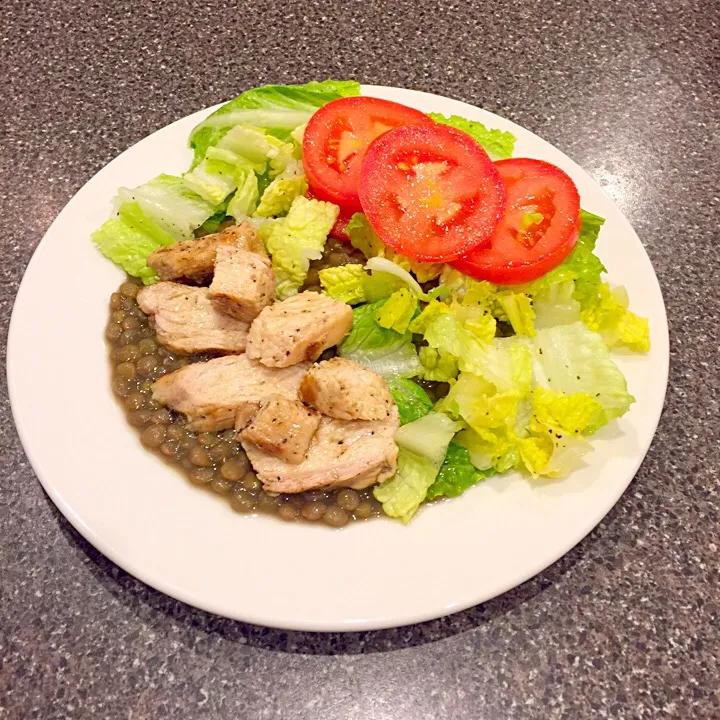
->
92;80;359;289
91;80;651;523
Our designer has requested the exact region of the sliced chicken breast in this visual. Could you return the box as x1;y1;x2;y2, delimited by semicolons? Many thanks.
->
151;354;309;432
137;282;249;354
242;406;400;493
209;245;275;321
239;394;321;465
246;292;353;367
147;222;265;285
299;357;394;421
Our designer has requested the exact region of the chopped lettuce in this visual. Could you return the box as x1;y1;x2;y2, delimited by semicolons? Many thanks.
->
338;300;422;379
114;174;215;241
533;280;581;328
496;292;535;337
386;378;433;425
375;289;418;334
365;257;424;296
347;213;443;283
319;264;404;305
428;113;516;159
265;196;339;298
426;443;495;500
418;346;459;382
374;413;462;522
93;174;215;282
531;386;603;436
530;322;635;432
441;210;649;354
255;173;308;217
580;283;651;352
408;300;450;334
189;80;361;166
319;264;367;305
435;321;634;478
92;219;168;284
226;170;260;219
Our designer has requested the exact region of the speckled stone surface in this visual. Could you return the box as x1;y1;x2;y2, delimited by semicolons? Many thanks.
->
2;0;719;717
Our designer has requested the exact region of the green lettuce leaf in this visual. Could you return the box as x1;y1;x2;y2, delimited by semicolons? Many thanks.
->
189;80;361;166
532;279;581;328
580;283;651;352
265;196;339;298
114;174;215;241
346;213;444;283
426;443;496;500
418;346;459;382
375;289;418;334
319;264;367;305
255;173;308;217
226;170;260;219
338;300;422;379
531;322;635;432
531;387;603;435
93;174;215;282
92;219;167;284
386;378;433;425
374;413;462;522
428;113;516;159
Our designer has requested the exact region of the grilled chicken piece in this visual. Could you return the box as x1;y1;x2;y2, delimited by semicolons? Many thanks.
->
151;354;308;432
147;223;265;285
209;245;275;321
299;357;393;421
246;292;353;368
239;395;321;464
137;282;249;354
242;406;400;493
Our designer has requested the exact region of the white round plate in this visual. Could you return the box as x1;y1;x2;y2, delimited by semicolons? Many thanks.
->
8;85;669;631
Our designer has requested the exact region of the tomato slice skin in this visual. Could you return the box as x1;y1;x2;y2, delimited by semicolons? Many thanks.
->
330;211;351;241
302;97;433;214
358;124;506;263
451;158;581;284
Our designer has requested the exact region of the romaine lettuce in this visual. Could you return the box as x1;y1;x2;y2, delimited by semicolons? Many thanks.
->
530;322;635;432
374;412;462;522
319;264;367;305
426;443;495;500
375;289;418;334
93;175;215;282
189;80;361;167
265;196;339;298
428;113;516;159
255;174;308;217
338;301;422;379
385;378;433;425
347;213;443;283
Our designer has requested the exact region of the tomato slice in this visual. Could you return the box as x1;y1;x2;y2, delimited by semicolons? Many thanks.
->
330;212;351;241
302;97;433;213
451;158;581;284
358;124;506;262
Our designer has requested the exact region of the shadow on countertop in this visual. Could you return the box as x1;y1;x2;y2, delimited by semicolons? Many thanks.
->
51;495;590;656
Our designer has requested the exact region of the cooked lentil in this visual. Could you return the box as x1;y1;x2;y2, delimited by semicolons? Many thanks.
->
107;275;382;524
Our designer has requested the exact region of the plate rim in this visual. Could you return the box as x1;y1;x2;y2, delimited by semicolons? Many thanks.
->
7;84;670;631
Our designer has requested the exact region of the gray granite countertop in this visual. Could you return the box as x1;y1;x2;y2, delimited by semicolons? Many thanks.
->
2;1;719;717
